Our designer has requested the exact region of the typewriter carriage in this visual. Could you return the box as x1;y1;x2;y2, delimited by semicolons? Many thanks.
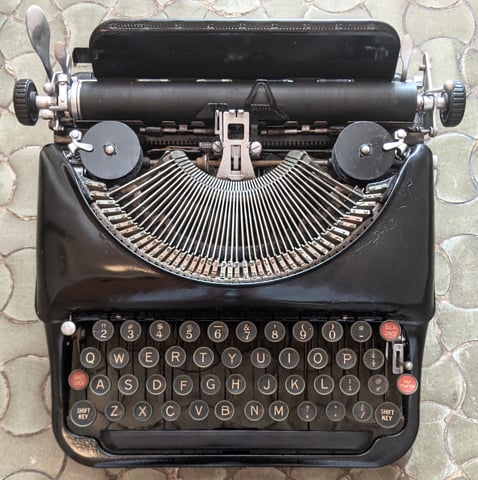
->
13;6;464;468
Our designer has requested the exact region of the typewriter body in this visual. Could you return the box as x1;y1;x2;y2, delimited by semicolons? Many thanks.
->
14;7;466;468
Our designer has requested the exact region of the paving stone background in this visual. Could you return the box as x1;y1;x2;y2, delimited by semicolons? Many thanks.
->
0;0;477;479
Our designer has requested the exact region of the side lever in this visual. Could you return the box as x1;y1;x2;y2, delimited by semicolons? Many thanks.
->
25;5;53;80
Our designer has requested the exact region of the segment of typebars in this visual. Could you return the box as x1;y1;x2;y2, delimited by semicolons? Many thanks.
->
87;150;390;283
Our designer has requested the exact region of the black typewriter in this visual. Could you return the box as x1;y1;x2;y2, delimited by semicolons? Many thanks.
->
14;6;465;468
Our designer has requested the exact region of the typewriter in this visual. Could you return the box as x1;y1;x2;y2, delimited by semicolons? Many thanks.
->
14;6;465;468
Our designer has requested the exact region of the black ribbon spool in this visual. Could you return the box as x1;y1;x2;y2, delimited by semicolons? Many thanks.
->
331;121;395;184
80;121;143;184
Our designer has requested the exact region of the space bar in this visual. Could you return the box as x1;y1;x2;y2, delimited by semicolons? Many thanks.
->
101;430;373;452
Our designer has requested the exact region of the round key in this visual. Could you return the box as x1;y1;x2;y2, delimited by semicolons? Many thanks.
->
146;374;167;395
352;401;373;422
207;321;229;343
285;374;306;395
80;347;101;369
162;401;181;421
322;320;343;343
138;346;160;368
68;370;89;391
70;400;96;427
397;374;419;395
173;374;194;396
339;374;361;396
379;320;401;342
221;347;242;369
89;374;111;396
226;374;246;395
314;374;334;395
336;348;357;370
363;348;385;370
297;401;317;422
244;400;265;421
278;347;300;369
214;400;234;421
307;348;328;370
120;320;142;342
292;321;314;342
251;347;272;369
368;374;389;396
92;319;114;342
375;401;401;429
264;321;286;342
149;320;171;342
200;374;221;395
269;401;289;422
118;374;139;395
104;401;125;422
193;346;214;368
236;321;257;343
133;401;153;422
179;321;201;342
257;374;278;395
108;347;129;369
165;346;186;368
325;401;346;422
189;400;209;421
350;320;373;343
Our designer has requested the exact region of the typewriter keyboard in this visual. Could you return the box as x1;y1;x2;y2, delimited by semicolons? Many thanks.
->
65;314;418;453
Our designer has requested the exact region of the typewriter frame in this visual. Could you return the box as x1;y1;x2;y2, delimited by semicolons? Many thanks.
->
14;11;463;468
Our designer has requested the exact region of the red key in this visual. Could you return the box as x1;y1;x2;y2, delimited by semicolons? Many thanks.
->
379;320;401;342
397;374;418;395
68;370;89;390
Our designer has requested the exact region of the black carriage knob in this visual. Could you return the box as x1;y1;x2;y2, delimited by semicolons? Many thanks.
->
13;79;39;126
440;80;466;127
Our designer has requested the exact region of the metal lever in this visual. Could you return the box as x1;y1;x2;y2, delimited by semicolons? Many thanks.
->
26;5;53;80
68;130;93;155
54;41;70;76
383;129;408;156
400;34;413;82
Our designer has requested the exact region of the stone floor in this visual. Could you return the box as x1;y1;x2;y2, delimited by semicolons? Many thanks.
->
1;0;478;479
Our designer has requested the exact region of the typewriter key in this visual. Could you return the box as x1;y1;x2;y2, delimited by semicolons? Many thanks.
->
368;374;389;396
264;321;286;342
251;347;272;368
221;347;242;369
138;346;160;368
307;348;329;370
120;320;142;342
379;320;401;342
89;374;111;395
375;402;401;429
179;321;201;342
279;347;300;369
236;321;257;342
336;348;357;370
146;374;167;395
118;374;139;395
363;349;385;370
162;401;181;421
190;400;209;421
297;401;318;422
68;370;89;391
193;346;215;368
104;401;125;422
108;347;129;369
165;346;186;368
173;375;194;396
226;374;247;395
269;401;289;422
325;401;346;422
92;320;114;342
244;400;265;421
322;321;343;343
70;400;96;428
214;400;235;421
350;320;373;343
292;321;314;342
339;375;361;396
133;401;153;422
314;374;335;395
200;374;221;395
257;374;278;395
149;320;171;342
80;347;102;369
352;401;373;422
207;321;229;343
285;374;306;395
